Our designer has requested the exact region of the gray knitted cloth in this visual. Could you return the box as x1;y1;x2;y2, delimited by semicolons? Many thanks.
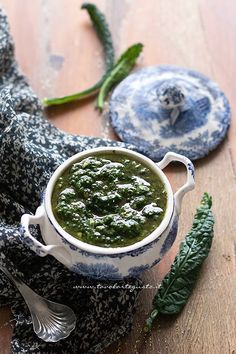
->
0;9;141;354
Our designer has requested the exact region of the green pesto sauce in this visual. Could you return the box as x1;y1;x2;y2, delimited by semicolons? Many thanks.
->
52;153;167;248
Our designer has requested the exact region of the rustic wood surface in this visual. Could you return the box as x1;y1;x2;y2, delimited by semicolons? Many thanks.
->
0;1;235;353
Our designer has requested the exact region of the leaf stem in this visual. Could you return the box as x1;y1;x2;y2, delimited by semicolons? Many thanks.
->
43;85;100;107
144;309;159;333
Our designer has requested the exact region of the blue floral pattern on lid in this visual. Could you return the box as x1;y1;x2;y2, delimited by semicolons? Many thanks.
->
109;65;231;161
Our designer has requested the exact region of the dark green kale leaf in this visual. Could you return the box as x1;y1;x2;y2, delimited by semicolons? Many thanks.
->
97;43;143;111
81;2;114;75
144;193;214;332
43;2;114;107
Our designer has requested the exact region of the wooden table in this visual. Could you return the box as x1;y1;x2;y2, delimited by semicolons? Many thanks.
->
0;1;235;353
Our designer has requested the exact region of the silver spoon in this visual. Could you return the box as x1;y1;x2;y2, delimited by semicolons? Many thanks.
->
0;264;76;342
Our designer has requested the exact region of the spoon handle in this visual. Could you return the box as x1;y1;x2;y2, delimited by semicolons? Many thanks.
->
0;264;39;309
0;264;23;288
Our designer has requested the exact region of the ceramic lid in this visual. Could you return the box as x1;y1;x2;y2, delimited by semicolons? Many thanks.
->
109;65;231;161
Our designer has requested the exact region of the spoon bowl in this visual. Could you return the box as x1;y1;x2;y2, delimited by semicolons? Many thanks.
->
0;264;76;342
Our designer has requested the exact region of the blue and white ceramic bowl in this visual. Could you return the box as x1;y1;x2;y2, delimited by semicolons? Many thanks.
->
20;147;195;280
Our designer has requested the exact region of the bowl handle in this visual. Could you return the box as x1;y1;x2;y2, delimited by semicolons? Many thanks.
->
20;206;72;266
157;152;195;215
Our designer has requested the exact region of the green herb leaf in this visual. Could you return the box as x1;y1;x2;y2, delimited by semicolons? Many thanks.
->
144;193;214;332
81;2;114;76
96;43;143;111
43;2;114;107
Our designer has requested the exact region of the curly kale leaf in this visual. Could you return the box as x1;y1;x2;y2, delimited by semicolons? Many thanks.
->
43;2;114;107
145;193;214;332
96;43;143;111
